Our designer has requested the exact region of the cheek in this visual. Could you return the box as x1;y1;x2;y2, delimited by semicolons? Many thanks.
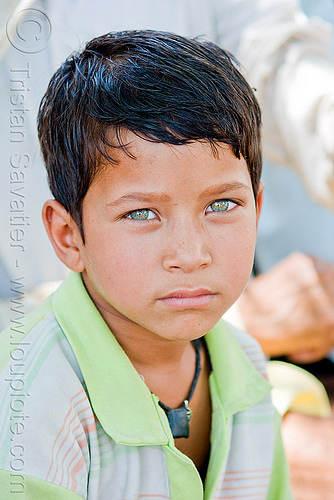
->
87;236;156;295
114;236;156;270
214;223;256;282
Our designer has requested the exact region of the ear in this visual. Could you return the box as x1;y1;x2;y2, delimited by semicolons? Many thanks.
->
42;200;85;273
255;181;264;227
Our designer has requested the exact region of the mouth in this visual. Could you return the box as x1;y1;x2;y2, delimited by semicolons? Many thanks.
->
158;288;217;309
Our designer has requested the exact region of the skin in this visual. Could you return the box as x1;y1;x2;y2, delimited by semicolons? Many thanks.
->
238;252;334;363
43;132;263;473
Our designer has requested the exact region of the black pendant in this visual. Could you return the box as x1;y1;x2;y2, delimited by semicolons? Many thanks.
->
163;400;192;439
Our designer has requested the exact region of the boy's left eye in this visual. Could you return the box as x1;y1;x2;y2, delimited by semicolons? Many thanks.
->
206;199;237;213
125;209;157;220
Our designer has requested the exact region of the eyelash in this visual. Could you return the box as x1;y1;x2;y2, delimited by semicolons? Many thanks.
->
122;199;238;222
206;199;238;213
124;209;158;221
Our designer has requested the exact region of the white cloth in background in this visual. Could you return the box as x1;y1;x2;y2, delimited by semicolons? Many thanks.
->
256;0;334;273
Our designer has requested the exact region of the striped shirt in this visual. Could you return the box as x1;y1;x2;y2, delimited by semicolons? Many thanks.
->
0;271;293;499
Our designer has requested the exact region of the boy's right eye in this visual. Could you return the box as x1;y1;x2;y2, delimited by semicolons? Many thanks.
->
125;209;157;221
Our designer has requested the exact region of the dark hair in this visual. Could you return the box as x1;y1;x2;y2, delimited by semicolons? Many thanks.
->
38;29;262;237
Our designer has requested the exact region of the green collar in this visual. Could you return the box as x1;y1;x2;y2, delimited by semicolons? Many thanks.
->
52;272;270;445
205;319;270;418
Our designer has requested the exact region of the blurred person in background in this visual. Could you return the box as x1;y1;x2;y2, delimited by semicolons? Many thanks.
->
237;2;334;497
233;0;334;370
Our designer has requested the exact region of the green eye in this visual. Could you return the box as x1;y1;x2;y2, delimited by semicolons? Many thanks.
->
127;209;155;220
208;200;231;212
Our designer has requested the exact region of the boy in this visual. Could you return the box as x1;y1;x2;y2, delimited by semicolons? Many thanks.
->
0;30;293;499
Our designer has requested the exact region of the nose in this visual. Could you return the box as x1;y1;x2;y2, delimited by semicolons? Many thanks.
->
162;220;212;273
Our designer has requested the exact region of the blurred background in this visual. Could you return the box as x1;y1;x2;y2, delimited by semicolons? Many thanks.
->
1;1;334;497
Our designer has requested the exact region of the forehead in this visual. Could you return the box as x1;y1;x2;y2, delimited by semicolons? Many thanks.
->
87;133;252;203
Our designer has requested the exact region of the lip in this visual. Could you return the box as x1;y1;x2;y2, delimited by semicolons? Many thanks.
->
158;288;216;309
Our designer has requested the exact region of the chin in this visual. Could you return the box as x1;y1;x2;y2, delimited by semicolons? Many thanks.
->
165;314;222;341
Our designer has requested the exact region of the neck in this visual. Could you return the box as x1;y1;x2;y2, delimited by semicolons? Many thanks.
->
84;279;201;407
102;313;199;408
90;294;192;370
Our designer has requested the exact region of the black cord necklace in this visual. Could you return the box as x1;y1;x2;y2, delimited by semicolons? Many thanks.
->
158;339;202;439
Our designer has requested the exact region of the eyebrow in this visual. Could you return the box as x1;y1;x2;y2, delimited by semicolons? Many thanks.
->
199;182;251;199
107;182;251;207
107;192;171;207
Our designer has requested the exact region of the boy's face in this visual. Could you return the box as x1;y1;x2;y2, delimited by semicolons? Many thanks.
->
73;132;262;344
